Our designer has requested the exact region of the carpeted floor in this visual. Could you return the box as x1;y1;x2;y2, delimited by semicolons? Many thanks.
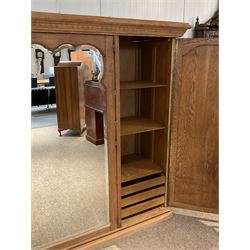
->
32;125;109;249
31;105;57;129
97;210;219;250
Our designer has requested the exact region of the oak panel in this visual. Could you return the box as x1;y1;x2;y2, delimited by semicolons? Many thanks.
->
122;186;165;207
169;38;218;212
121;175;165;196
32;11;191;37
120;117;165;136
121;156;163;183
121;196;164;218
122;207;171;227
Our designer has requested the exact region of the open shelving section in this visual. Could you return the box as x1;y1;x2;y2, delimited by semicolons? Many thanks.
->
119;36;173;221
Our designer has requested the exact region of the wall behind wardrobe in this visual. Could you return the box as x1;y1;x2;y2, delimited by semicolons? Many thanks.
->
31;0;218;37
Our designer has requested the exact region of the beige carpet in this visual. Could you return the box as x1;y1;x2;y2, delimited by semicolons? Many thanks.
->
32;125;109;249
98;210;219;250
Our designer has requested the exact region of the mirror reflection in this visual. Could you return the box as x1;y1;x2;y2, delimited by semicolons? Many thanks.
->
31;44;109;249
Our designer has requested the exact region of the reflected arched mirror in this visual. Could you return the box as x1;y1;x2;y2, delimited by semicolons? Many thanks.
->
31;44;109;249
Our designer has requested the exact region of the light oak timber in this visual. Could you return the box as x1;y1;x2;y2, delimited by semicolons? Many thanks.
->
122;207;171;227
165;39;176;207
31;11;193;249
121;157;163;183
120;81;166;90
119;37;171;222
121;196;165;218
169;38;218;212
32;33;106;54
120;117;165;136
32;12;191;37
122;175;165;196
122;186;166;207
103;36;119;230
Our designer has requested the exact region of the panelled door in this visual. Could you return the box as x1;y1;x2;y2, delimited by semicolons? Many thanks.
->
169;38;218;213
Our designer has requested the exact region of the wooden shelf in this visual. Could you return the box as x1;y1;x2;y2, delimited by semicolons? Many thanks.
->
120;81;166;90
121;186;165;207
120;117;165;136
122;207;171;226
121;155;163;183
121;196;165;218
121;175;165;196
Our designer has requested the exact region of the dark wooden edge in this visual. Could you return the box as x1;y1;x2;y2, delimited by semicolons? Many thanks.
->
32;12;191;38
114;36;122;226
86;134;104;145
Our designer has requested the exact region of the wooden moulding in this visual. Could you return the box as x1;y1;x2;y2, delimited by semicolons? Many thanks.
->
41;207;172;249
71;208;172;250
32;12;191;37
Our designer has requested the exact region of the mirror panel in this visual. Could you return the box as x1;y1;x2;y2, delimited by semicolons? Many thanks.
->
31;44;109;249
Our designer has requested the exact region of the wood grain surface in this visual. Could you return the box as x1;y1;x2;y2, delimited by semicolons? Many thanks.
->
121;175;165;196
54;61;86;135
169;38;218;212
121;156;163;183
32;11;190;38
120;117;165;136
32;12;193;249
121;196;165;218
122;186;165;207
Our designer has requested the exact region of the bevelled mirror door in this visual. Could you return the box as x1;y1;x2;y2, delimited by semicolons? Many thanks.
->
31;44;109;249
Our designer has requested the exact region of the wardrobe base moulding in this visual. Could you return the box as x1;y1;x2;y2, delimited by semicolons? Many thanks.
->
72;208;172;250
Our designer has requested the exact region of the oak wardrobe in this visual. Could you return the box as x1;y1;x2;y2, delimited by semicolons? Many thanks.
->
32;12;218;249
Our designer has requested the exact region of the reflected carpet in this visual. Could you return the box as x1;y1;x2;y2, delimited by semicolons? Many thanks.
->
32;125;109;249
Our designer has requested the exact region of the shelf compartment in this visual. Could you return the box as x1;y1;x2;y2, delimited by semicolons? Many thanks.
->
122;186;165;208
120;81;166;90
121;155;163;183
121;175;165;196
121;196;165;219
121;117;165;136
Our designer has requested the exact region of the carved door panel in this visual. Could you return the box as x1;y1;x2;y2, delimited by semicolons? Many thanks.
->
169;38;218;213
